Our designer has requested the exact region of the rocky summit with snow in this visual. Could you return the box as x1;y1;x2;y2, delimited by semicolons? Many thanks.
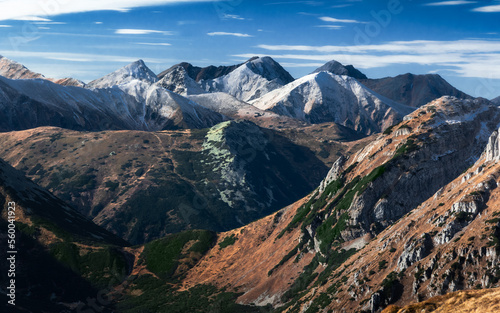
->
250;70;414;134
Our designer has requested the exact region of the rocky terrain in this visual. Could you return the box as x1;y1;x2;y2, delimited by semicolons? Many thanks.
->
1;55;499;313
0;120;367;244
250;71;414;134
177;96;500;313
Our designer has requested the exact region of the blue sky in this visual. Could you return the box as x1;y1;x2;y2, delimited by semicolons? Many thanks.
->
0;0;500;98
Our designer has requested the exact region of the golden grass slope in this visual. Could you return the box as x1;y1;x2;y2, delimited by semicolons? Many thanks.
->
383;287;500;313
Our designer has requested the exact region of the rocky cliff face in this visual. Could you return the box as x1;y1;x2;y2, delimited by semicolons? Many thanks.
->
485;127;500;162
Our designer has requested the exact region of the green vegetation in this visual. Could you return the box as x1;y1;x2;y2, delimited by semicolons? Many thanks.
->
315;166;386;254
383;125;395;135
49;242;128;289
268;244;300;276
219;234;238;250
143;230;215;281
118;277;270;313
379;260;388;270
393;138;418;159
105;180;120;191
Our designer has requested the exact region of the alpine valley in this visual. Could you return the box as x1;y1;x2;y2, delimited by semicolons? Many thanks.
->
1;54;499;313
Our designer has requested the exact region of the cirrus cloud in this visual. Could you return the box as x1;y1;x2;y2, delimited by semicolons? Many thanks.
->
115;29;173;35
0;0;217;21
207;32;253;37
236;39;500;79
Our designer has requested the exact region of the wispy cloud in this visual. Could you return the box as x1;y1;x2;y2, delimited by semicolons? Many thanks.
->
115;29;173;35
135;42;171;46
0;25;12;27
1;50;172;64
473;4;500;12
425;1;477;6
0;0;217;21
240;39;500;79
319;16;363;23
316;25;344;29
207;31;253;37
14;16;51;21
265;1;323;6
222;14;246;20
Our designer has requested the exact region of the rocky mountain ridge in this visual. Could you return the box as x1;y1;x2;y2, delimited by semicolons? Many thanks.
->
0;55;84;87
250;71;414;134
361;73;471;108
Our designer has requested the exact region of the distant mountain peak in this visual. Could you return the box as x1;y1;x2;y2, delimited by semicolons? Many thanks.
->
244;56;295;84
312;59;367;80
88;59;158;89
361;73;471;107
0;55;45;80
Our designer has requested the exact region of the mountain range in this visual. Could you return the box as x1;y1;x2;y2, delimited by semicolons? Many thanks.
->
1;55;499;313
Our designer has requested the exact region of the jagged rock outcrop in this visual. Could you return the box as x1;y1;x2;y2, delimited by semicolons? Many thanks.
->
318;155;346;193
397;233;433;271
485;127;500;162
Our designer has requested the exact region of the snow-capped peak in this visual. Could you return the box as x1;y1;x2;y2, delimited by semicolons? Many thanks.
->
250;71;414;134
244;56;294;85
87;59;158;89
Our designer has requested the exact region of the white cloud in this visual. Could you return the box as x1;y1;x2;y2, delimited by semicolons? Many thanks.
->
135;42;171;46
473;4;500;12
94;21;103;24
1;50;171;64
14;16;52;21
319;16;363;23
242;39;500;79
425;1;476;6
115;29;173;35
256;40;500;54
0;0;217;21
0;25;12;27
222;14;246;20
207;32;253;37
316;25;344;29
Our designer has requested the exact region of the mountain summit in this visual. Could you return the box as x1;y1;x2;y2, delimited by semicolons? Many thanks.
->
162;57;294;102
361;73;471;107
87;59;158;89
312;59;367;80
251;70;413;134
